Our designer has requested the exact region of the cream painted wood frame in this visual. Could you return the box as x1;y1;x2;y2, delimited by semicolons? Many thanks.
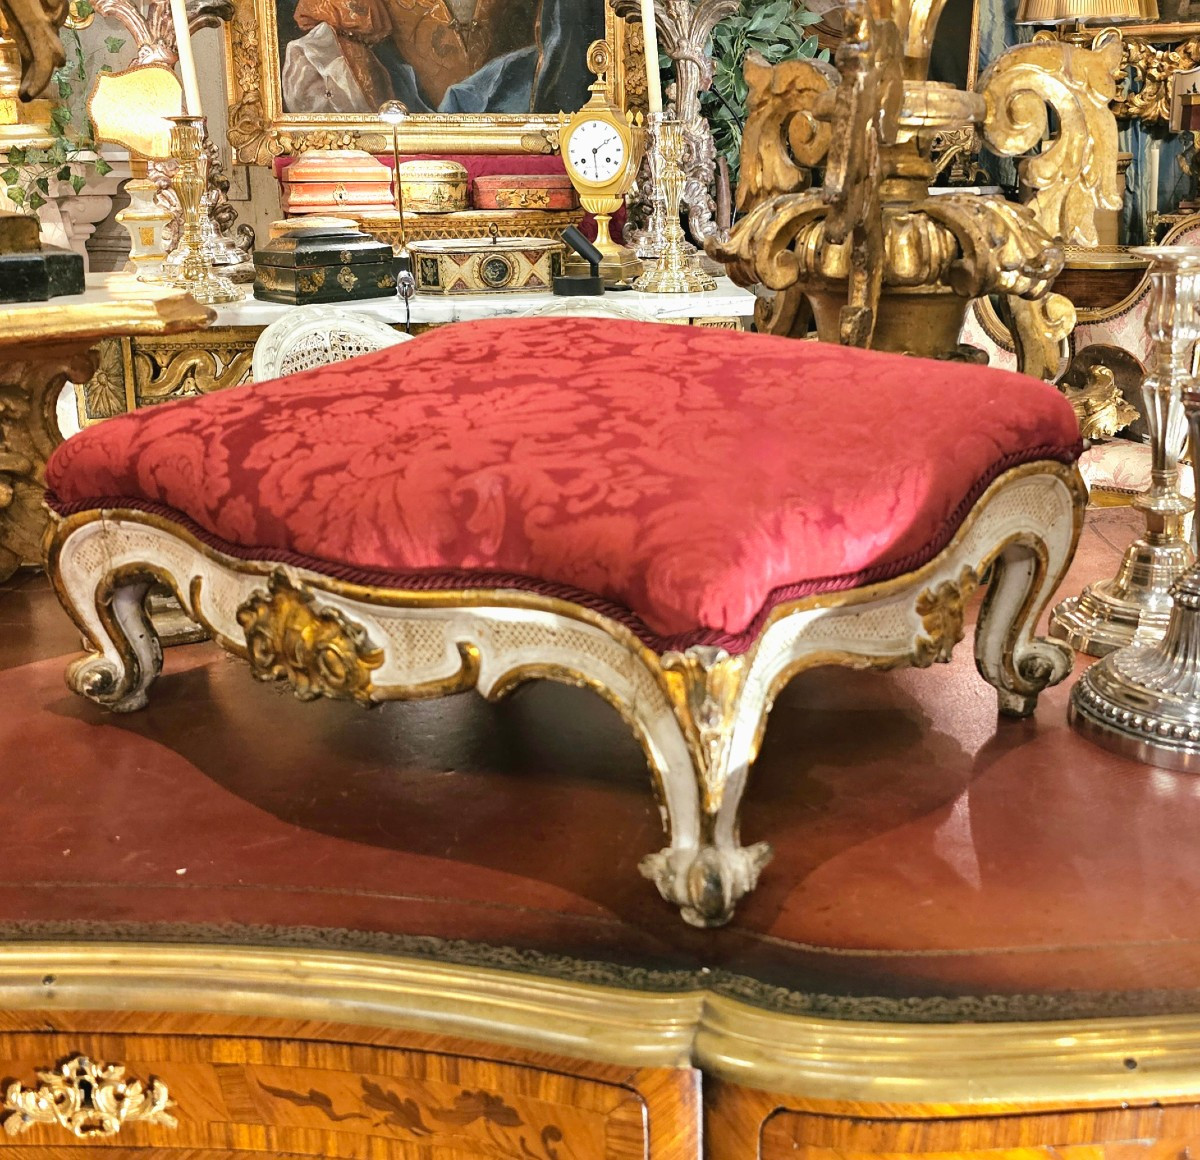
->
45;460;1086;928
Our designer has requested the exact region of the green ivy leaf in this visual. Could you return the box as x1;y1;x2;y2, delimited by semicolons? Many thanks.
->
34;176;49;194
74;1;93;15
9;187;25;205
104;36;125;52
69;174;86;194
7;147;25;165
94;158;112;176
57;165;72;180
28;191;46;210
0;168;15;184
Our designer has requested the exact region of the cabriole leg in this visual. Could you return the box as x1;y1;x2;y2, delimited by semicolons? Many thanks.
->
59;565;165;713
975;538;1075;717
638;646;773;928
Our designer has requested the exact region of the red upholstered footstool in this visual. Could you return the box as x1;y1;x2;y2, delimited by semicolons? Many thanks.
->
44;318;1085;926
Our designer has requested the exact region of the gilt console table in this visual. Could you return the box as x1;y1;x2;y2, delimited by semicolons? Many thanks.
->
0;278;212;581
70;278;758;426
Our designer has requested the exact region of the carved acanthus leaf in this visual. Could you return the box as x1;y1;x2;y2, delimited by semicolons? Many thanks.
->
658;646;747;815
1115;37;1200;126
918;193;1063;300
735;53;838;208
1000;291;1076;382
913;567;980;667
707;190;827;290
237;573;384;705
980;37;1121;248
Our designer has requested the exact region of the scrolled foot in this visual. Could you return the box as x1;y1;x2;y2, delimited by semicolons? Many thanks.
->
993;637;1074;718
639;841;773;927
66;651;156;713
60;576;164;713
976;534;1079;718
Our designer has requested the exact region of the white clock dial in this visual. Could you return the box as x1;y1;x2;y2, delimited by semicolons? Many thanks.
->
566;118;626;184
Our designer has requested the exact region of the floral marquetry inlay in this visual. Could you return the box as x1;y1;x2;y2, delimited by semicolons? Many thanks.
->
2;1055;177;1139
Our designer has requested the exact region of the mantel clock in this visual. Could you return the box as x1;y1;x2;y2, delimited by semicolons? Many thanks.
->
558;40;645;287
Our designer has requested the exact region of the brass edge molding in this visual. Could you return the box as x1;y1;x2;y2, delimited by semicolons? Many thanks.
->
4;944;1200;1106
0;943;702;1071
697;991;1200;1104
0;294;215;346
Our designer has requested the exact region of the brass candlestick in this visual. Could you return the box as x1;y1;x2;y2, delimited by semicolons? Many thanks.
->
1050;245;1200;655
378;100;410;258
164;115;239;304
633;117;714;294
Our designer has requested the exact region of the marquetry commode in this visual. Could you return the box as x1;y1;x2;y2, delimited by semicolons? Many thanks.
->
4;943;1200;1160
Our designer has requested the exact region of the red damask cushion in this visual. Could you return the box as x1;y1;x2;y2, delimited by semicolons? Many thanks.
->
46;318;1081;652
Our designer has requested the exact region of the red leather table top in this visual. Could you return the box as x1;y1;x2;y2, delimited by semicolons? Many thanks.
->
5;507;1200;1021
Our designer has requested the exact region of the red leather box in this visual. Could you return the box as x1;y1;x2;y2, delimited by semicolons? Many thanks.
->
472;173;579;212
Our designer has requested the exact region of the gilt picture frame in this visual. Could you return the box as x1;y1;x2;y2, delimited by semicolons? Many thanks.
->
224;0;632;164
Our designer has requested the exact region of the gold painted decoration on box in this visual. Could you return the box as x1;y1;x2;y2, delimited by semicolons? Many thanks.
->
353;209;583;248
410;236;565;294
398;160;470;213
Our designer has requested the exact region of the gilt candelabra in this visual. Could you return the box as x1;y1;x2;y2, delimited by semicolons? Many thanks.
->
163;115;239;304
634;118;716;293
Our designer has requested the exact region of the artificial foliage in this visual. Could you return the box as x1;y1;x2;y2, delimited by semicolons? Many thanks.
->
701;0;824;183
1;15;118;213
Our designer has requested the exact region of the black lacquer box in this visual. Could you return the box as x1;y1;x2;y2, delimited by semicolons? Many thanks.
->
253;226;397;305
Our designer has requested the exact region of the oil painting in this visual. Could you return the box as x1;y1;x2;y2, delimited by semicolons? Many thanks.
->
277;0;606;114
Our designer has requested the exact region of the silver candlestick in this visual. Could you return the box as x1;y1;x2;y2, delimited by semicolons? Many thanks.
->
1072;349;1200;772
1050;245;1200;655
634;111;669;261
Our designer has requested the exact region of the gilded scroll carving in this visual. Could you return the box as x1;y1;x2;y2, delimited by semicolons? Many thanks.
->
237;572;385;704
913;567;980;666
708;0;1120;375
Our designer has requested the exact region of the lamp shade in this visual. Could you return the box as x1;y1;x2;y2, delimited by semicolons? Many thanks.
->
88;65;184;160
1015;0;1156;22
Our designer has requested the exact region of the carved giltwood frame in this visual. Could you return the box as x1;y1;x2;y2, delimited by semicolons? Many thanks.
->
223;0;631;164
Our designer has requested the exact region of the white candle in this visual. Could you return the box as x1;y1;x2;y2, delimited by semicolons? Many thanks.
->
1148;140;1160;217
169;0;203;118
640;0;663;115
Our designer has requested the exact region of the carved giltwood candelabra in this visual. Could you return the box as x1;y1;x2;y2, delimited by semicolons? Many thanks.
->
709;0;1121;377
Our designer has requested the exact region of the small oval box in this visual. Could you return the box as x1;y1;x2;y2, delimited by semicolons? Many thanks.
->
472;173;580;212
397;160;469;213
410;237;564;294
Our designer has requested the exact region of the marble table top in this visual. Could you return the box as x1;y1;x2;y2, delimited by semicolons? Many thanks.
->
206;275;758;328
